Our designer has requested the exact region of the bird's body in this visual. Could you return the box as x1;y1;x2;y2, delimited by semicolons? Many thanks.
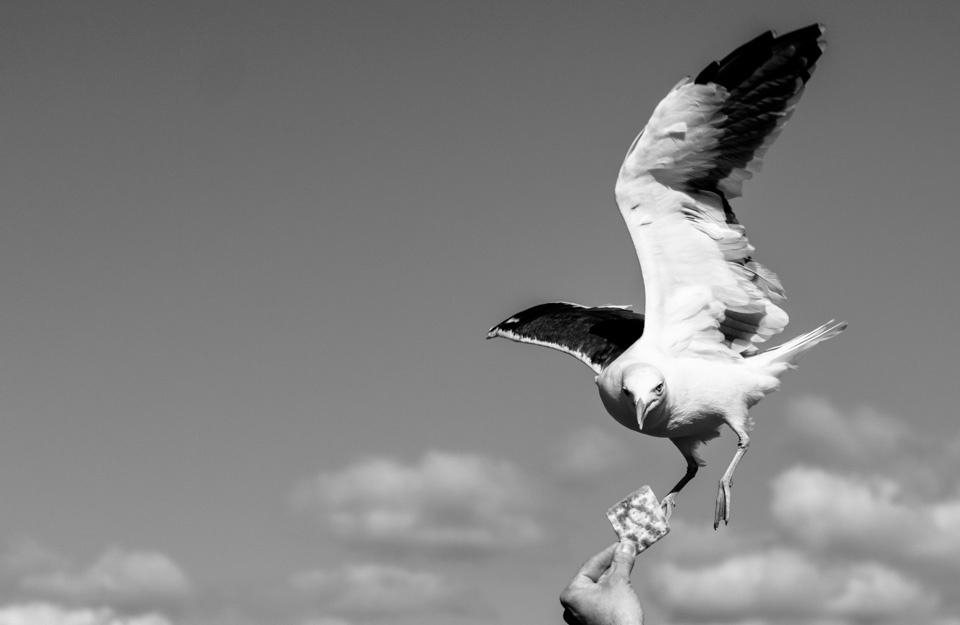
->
488;24;845;527
598;350;768;438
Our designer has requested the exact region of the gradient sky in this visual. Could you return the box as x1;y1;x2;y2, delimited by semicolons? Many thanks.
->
1;2;959;624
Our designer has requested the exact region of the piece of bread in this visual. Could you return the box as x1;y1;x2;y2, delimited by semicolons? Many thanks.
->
606;485;670;552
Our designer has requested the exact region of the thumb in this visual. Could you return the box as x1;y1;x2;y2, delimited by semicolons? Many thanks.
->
606;539;637;580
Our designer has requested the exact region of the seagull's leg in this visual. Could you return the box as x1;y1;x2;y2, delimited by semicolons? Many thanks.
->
662;437;702;522
714;423;750;529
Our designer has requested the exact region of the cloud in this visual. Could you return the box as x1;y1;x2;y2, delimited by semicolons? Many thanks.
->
652;517;775;565
551;427;631;484
291;562;461;617
292;451;544;551
779;396;956;495
782;395;914;461
0;542;191;619
0;603;171;625
644;395;960;625
652;547;938;623
18;548;191;615
771;466;960;565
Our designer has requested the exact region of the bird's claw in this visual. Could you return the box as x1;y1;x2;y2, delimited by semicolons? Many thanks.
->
714;480;731;529
660;493;677;522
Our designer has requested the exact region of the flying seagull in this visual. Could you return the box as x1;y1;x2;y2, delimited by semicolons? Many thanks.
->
488;24;845;528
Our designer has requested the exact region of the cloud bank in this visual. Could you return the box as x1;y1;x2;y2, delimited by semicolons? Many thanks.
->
0;603;171;625
650;396;960;625
0;543;189;625
18;547;192;612
654;547;937;622
292;450;544;551
7;399;955;625
291;562;463;617
772;466;960;565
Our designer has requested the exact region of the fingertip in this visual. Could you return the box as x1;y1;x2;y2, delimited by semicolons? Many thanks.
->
609;539;638;577
617;539;637;558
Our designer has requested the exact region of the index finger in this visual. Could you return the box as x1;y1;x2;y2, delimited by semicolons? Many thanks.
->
573;542;619;583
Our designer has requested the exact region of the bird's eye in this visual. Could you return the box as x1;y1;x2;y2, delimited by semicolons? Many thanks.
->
655;383;664;394
622;387;632;396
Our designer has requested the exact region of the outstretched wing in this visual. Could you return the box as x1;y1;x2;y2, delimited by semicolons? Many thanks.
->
486;302;645;374
615;24;825;359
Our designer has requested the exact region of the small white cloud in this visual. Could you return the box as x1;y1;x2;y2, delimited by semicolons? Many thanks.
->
826;561;938;619
21;547;191;612
653;548;821;619
652;547;938;622
0;603;171;625
653;517;773;564
770;467;908;548
292;451;544;550
1;543;191;617
779;396;955;495
783;395;913;461
551;427;631;483
292;562;457;617
771;466;960;564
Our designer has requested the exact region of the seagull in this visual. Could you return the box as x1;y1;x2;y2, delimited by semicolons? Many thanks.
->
488;24;845;528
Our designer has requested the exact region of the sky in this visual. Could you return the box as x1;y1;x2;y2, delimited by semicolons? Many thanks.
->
0;1;959;624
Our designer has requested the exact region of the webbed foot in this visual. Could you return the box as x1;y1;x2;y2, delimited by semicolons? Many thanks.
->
714;479;732;529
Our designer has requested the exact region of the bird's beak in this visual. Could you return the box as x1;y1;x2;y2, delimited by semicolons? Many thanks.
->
635;399;649;430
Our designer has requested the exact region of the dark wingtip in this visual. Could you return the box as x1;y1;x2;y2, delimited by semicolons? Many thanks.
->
694;29;775;86
694;23;826;89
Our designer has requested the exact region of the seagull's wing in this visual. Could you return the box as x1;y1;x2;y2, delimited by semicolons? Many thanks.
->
615;24;825;359
487;302;645;374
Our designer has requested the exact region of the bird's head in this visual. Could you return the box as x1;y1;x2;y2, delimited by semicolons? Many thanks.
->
621;364;666;430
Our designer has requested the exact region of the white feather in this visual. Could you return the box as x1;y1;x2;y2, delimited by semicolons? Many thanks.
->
615;80;789;359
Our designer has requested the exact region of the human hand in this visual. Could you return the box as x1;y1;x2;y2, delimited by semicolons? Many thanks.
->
560;540;643;625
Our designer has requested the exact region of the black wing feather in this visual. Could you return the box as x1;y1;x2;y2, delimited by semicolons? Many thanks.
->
486;302;645;373
688;24;825;223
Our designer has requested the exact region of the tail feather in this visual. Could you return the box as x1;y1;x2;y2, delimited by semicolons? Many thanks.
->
749;319;846;374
